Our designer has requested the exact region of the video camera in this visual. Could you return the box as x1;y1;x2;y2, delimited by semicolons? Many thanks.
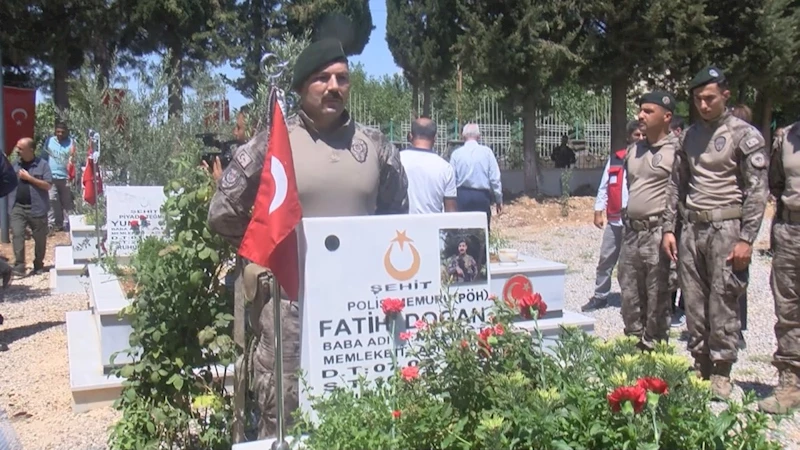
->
196;133;238;170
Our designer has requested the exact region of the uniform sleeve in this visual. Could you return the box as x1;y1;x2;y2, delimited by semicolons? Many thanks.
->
594;159;610;211
0;155;18;198
769;130;786;201
662;133;689;234
375;140;409;215
444;163;457;198
207;132;267;248
737;130;769;244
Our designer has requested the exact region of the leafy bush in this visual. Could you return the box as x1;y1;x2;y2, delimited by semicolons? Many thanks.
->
293;294;782;450
107;157;236;450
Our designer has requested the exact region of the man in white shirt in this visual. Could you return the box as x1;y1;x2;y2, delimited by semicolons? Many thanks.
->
400;118;458;213
450;123;503;231
582;120;644;312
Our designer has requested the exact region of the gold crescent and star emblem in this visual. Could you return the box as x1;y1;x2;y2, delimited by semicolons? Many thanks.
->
383;230;421;281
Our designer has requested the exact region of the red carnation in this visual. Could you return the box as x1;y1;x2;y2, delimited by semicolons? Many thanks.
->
129;219;139;227
139;214;147;221
477;324;504;355
607;385;647;413
400;366;419;381
392;410;401;419
381;298;405;316
637;377;669;395
518;292;547;320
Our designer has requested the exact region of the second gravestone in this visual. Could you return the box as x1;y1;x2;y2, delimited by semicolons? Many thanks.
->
105;186;167;257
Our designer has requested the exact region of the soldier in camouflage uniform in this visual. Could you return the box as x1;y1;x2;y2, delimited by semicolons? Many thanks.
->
759;123;800;414
661;67;769;399
618;91;678;350
208;38;409;439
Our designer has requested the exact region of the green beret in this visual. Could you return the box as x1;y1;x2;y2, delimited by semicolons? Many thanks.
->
689;66;726;92
291;39;348;91
638;91;676;113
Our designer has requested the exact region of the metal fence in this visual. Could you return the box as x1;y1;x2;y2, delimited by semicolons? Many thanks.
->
349;94;613;170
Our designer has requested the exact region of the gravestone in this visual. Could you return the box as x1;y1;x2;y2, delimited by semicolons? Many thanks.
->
105;186;168;257
299;212;492;417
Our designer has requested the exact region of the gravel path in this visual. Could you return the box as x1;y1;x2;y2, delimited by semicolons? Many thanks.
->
2;216;799;449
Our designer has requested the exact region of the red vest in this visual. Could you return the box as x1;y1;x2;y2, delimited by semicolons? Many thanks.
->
606;149;627;222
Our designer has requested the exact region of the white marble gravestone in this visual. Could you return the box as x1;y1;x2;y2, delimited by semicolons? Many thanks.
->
298;212;492;417
105;186;167;257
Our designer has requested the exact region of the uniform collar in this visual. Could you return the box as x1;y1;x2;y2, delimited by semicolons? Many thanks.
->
643;132;673;150
699;109;731;129
297;108;352;138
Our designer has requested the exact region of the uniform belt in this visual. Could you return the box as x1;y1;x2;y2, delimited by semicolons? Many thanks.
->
624;215;660;231
781;209;800;224
685;207;742;223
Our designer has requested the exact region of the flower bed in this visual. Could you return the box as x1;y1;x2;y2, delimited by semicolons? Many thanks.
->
290;292;781;449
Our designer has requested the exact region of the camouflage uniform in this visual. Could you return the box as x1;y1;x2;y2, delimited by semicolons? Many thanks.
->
759;123;800;414
619;133;678;349
663;109;768;399
208;110;408;438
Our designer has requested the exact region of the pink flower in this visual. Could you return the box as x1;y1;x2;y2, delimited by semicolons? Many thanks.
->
139;214;147;221
399;331;412;341
129;219;139;228
414;319;427;330
400;366;419;381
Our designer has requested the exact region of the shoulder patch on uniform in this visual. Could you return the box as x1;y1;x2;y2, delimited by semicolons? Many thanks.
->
235;150;253;169
745;136;760;150
220;169;244;192
750;152;767;169
350;138;369;163
651;152;663;168
714;136;727;152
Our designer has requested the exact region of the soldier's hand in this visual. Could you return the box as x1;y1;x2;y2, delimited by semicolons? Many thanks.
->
726;241;753;272
593;211;605;229
662;232;678;262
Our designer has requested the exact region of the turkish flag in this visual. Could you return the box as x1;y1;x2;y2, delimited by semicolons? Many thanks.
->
82;140;103;205
238;88;302;301
3;86;36;156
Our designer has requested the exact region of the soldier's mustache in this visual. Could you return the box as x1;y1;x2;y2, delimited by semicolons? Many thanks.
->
323;93;343;102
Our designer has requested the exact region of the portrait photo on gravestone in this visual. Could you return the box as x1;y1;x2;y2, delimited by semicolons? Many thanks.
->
439;227;488;286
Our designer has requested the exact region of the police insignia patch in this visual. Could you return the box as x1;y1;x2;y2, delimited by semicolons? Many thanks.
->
751;153;767;169
651;153;663;168
221;169;243;191
235;150;253;169
350;138;369;163
714;136;727;152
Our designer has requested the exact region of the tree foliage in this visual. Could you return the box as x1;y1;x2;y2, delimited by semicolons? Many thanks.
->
118;0;239;116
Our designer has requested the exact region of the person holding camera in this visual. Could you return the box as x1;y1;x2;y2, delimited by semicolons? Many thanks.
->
202;104;256;182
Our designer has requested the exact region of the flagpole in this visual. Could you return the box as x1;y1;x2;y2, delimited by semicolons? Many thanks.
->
89;130;101;261
260;52;291;450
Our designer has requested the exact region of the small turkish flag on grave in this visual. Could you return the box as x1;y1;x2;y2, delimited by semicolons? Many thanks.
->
238;88;302;301
82;140;103;205
3;86;36;156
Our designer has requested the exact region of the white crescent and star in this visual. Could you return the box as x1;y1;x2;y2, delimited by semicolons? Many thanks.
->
10;108;28;125
269;155;288;214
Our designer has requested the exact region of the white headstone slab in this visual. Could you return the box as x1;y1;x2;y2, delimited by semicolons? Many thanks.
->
105;186;167;256
298;212;492;416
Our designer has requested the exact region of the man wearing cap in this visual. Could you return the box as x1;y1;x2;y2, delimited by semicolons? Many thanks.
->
617;91;678;350
661;66;769;399
208;38;409;438
758;120;800;414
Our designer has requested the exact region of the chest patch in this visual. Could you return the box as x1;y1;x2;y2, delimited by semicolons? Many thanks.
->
745;136;761;151
714;136;727;152
221;169;243;191
350;138;369;163
651;152;663;169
